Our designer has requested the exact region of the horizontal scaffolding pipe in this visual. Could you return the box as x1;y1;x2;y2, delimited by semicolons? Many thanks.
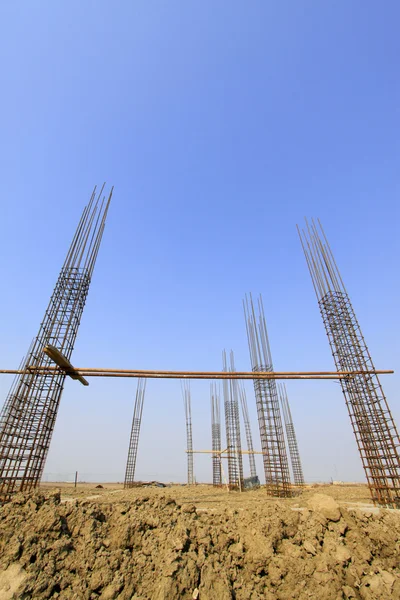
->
186;449;264;455
0;368;393;380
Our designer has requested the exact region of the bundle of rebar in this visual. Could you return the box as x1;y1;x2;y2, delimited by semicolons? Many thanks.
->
0;185;112;501
298;219;400;508
124;378;146;488
182;381;194;485
244;294;292;497
210;383;222;486
223;351;243;489
279;383;304;488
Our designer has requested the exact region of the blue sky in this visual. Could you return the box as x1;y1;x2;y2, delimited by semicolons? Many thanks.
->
0;2;399;483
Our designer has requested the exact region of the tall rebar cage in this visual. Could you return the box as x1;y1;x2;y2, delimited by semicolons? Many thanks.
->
0;185;112;501
299;219;400;508
244;294;292;497
124;378;146;488
239;383;257;479
182;381;194;485
279;383;304;488
210;383;222;486
223;351;243;489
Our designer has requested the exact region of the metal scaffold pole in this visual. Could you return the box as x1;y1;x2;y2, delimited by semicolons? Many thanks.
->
298;219;400;508
0;185;113;501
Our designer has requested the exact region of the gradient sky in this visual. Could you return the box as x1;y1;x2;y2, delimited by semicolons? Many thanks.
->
0;2;399;483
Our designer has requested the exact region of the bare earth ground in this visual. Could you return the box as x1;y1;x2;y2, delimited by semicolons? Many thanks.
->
0;483;399;599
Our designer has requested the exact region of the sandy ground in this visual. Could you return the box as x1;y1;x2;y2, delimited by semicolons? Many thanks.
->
0;483;399;599
39;481;375;511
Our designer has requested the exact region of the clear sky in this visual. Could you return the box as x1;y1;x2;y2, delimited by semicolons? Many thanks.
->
0;2;399;484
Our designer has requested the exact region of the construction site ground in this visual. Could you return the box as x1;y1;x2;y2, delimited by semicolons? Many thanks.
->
0;483;399;599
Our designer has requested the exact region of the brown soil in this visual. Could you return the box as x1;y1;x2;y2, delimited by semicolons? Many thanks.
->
0;484;399;599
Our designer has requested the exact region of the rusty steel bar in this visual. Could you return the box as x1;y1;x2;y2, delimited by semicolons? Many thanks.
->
210;383;222;486
0;185;113;502
279;383;305;488
223;351;243;490
298;219;400;509
244;294;293;498
182;381;194;485
239;383;257;479
124;378;146;488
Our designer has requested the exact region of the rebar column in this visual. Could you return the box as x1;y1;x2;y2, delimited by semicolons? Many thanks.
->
124;378;146;488
298;219;400;508
279;383;304;488
239;384;257;479
223;351;243;489
0;185;112;501
210;383;222;486
182;381;194;485
244;294;292;497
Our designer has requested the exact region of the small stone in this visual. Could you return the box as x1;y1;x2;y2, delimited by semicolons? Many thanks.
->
192;588;199;599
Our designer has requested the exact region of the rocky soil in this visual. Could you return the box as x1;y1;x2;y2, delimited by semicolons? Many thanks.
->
0;486;399;599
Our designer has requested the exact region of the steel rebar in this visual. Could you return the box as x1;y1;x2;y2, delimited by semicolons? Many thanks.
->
244;294;292;497
239;383;257;479
223;351;243;490
0;185;112;501
182;381;194;485
124;378;146;488
210;383;222;486
279;383;304;488
298;219;400;508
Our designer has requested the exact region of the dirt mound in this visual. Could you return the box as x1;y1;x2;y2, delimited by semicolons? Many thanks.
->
0;490;399;599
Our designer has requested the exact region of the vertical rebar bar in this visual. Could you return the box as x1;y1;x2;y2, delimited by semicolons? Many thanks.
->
210;383;222;486
124;378;146;488
239;384;257;479
0;185;113;501
278;383;304;488
243;294;292;497
223;350;243;489
298;219;400;508
182;381;194;485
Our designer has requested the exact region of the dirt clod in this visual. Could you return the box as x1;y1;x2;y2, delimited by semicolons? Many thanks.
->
308;493;341;521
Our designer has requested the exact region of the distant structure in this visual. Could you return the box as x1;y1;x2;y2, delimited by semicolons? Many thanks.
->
299;219;400;508
239;384;257;479
278;383;304;487
124;378;146;488
222;351;243;489
182;381;194;485
0;185;112;500
244;294;292;497
210;383;222;486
